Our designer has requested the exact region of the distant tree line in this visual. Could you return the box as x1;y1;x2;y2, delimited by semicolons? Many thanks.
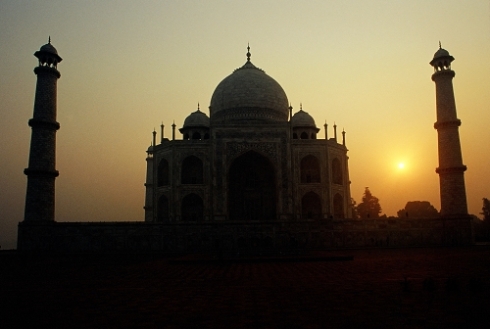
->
352;187;438;219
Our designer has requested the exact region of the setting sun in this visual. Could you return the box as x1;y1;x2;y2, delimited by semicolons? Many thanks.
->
398;162;405;170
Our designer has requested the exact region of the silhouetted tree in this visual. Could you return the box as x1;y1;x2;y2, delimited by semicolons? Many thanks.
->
481;198;490;222
357;187;382;219
397;201;439;219
350;198;359;219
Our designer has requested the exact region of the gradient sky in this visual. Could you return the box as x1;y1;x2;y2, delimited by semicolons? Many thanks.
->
1;0;490;249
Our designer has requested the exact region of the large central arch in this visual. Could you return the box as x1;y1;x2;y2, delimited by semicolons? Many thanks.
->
228;151;277;220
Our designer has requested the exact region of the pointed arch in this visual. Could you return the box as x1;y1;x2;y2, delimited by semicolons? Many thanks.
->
157;158;169;187
332;158;343;185
181;156;203;184
181;193;203;221
302;191;322;219
300;155;320;183
333;193;344;218
228;151;277;220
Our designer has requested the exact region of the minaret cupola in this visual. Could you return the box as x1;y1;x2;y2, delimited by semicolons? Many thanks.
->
35;37;62;71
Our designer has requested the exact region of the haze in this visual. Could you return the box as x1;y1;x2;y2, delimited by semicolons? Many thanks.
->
1;0;489;249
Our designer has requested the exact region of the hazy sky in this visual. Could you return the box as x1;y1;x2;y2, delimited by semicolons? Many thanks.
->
1;1;489;249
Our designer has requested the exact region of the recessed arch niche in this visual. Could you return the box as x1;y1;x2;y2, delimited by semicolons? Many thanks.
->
228;150;277;220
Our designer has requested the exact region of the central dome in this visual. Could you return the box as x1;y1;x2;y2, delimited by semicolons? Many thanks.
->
210;57;289;124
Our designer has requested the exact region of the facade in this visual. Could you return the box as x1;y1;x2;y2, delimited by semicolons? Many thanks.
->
17;42;473;252
144;48;352;223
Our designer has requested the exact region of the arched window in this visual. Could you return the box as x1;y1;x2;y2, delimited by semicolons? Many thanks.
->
157;195;169;222
332;158;342;184
157;159;169;187
228;151;276;221
302;191;322;219
192;132;201;140
300;132;308;139
333;193;344;218
181;156;203;184
181;193;203;221
300;155;320;183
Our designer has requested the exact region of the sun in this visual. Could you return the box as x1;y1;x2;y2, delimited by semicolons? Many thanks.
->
398;162;405;170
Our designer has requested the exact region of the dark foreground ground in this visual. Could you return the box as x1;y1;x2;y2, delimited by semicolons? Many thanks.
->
1;247;490;328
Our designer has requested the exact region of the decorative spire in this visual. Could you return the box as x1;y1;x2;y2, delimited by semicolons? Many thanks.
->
160;122;164;143
439;40;442;49
246;43;251;62
197;102;200;111
300;103;303;111
48;36;51;44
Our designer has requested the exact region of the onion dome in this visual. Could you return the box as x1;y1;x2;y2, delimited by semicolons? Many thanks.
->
210;46;289;124
183;108;210;128
35;37;62;64
430;42;454;68
432;47;450;60
291;109;316;128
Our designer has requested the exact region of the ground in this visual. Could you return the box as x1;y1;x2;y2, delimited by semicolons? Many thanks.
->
1;246;489;328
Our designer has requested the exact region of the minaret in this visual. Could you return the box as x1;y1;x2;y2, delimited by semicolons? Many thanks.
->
23;38;62;222
430;44;468;217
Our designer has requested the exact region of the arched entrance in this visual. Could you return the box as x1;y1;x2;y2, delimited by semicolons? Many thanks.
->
228;151;277;220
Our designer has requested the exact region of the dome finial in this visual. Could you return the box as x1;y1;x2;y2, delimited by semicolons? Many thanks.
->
439;41;442;49
48;36;51;44
246;43;251;62
300;102;303;111
197;102;200;111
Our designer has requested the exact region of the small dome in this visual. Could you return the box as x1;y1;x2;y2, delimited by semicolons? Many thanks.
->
35;39;62;63
432;47;450;60
291;110;316;127
183;109;210;128
40;42;59;55
210;60;289;123
430;45;454;68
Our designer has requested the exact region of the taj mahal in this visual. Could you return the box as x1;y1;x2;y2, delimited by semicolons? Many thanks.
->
17;40;472;252
144;46;351;224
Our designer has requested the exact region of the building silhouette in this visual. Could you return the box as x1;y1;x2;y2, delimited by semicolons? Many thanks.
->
17;41;472;252
144;46;351;223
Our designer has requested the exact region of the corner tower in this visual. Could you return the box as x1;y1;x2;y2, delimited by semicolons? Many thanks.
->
430;44;468;217
23;38;62;222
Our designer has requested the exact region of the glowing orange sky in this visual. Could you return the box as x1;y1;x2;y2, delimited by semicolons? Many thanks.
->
1;1;489;249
